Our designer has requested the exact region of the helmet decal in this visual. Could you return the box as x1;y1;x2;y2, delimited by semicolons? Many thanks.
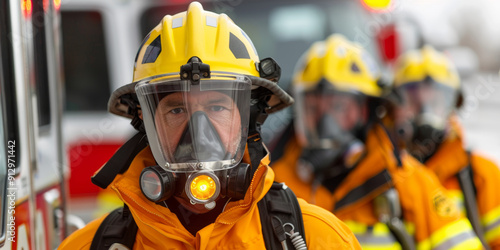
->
229;33;251;59
142;35;162;64
351;62;361;73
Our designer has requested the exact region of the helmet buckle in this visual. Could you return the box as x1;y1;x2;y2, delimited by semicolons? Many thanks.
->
180;56;211;84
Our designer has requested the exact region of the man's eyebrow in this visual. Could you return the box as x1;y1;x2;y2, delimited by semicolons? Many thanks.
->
207;97;231;105
163;98;185;107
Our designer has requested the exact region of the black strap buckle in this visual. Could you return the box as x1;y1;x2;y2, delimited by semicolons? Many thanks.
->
180;56;211;84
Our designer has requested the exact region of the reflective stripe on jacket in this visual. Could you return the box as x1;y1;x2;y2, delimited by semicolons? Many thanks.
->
59;146;362;249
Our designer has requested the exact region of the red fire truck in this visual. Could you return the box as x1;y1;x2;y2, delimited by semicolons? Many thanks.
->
0;0;82;249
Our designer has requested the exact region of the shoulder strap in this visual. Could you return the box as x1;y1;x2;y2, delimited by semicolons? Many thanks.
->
258;182;306;250
90;205;138;250
374;188;416;250
457;151;489;249
334;169;392;212
91;132;147;189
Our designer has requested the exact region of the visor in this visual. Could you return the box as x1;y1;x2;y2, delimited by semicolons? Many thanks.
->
395;80;457;130
136;73;251;172
294;85;366;149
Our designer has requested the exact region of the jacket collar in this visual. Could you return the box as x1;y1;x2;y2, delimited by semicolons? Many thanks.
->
333;124;395;213
109;145;274;247
424;116;468;182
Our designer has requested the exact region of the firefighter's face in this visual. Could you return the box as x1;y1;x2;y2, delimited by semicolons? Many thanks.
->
154;89;242;159
303;93;366;132
396;82;451;125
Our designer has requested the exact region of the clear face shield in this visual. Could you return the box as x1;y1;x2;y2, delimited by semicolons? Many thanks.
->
136;74;251;171
135;73;251;206
394;80;458;159
293;85;366;181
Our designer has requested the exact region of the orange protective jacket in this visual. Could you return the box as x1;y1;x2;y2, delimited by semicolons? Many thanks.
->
58;146;361;249
272;123;483;249
425;117;500;249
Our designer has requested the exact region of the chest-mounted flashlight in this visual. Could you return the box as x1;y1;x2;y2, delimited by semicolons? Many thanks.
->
185;171;220;204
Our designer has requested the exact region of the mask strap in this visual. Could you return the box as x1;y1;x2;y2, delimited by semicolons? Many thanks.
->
92;132;148;188
247;97;269;173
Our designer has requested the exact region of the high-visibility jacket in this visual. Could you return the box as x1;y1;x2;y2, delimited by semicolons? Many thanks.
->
58;146;362;249
424;117;500;249
272;123;483;249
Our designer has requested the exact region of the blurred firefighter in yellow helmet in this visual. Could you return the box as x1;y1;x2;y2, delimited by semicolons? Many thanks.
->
271;34;483;249
392;45;500;249
59;2;362;249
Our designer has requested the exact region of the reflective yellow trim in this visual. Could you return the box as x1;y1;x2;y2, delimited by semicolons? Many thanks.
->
361;243;402;250
483;206;500;243
448;237;483;250
417;219;482;250
344;221;402;250
373;222;392;236
482;206;500;227
485;224;500;243
447;190;466;217
416;239;431;250
344;220;368;234
404;222;415;236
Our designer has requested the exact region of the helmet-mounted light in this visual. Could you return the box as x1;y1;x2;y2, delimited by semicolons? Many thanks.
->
180;56;211;83
258;57;281;82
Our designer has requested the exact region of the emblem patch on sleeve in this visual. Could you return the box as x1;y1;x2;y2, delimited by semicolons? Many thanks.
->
432;191;459;218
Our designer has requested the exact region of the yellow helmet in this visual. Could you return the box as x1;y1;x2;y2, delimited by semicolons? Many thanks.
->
292;34;381;97
393;45;462;107
105;2;294;206
109;1;292;120
292;34;381;151
133;2;258;81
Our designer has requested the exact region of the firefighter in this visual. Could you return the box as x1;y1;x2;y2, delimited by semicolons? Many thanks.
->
271;34;483;249
392;45;500;249
58;2;361;249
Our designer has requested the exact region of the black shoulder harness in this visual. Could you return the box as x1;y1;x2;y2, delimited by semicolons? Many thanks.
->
90;205;138;250
457;151;489;249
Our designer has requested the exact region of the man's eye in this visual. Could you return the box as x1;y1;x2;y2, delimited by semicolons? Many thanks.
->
170;108;185;114
210;106;226;112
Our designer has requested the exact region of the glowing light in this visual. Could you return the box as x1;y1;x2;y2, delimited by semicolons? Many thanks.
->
361;0;393;12
54;0;61;11
21;0;33;18
190;175;216;200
